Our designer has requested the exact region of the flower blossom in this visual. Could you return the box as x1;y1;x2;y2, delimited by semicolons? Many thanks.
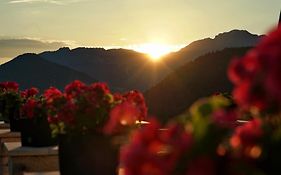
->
123;90;148;121
120;119;193;175
228;27;281;113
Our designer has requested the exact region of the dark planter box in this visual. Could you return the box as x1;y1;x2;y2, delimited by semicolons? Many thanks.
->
0;100;5;121
59;133;118;175
0;99;21;131
20;117;57;147
8;108;20;132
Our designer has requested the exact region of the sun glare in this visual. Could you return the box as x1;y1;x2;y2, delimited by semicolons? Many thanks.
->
131;43;182;61
141;43;170;60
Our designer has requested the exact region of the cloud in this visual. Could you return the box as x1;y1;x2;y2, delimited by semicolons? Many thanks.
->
0;38;75;59
8;0;86;5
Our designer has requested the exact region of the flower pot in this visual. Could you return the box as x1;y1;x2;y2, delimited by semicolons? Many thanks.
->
8;107;20;132
20;117;57;147
0;100;5;121
59;133;119;175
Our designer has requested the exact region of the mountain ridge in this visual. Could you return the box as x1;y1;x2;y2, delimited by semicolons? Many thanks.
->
144;47;251;122
161;29;262;69
39;29;262;91
0;29;263;92
0;53;96;91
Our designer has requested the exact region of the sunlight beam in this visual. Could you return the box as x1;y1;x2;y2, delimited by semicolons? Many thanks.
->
129;43;184;61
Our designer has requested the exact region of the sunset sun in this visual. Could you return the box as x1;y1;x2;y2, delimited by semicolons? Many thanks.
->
132;43;180;61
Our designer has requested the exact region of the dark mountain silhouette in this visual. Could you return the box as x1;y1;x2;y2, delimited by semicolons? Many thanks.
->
40;47;170;92
0;53;96;91
0;30;262;92
144;47;250;123
38;30;262;91
161;30;262;69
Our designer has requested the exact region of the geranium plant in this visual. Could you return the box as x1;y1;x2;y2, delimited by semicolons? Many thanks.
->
0;82;21;122
20;87;46;120
45;80;147;137
20;88;57;147
228;26;281;115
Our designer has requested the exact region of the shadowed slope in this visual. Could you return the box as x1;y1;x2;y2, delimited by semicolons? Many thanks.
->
0;53;96;91
145;47;250;123
39;30;262;91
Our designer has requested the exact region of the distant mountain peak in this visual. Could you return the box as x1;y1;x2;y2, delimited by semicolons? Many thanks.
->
214;29;259;40
57;47;71;52
15;53;38;60
71;47;106;52
178;29;261;54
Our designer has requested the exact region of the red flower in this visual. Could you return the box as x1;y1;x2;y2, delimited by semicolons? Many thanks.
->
120;119;193;175
212;109;238;128
57;103;76;125
5;82;19;91
228;27;281;113
45;81;119;136
103;101;139;135
44;88;65;124
0;82;19;91
123;90;147;121
44;87;63;102
114;93;125;102
21;87;39;98
230;119;263;150
27;87;39;97
21;98;38;119
64;80;86;97
90;82;110;96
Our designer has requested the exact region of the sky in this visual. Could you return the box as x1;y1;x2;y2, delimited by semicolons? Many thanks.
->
0;0;280;63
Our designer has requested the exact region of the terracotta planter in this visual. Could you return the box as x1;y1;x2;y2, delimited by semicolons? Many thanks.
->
59;133;119;175
20;117;57;147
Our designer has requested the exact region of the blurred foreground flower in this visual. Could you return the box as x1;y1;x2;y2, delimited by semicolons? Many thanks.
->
228;27;281;114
